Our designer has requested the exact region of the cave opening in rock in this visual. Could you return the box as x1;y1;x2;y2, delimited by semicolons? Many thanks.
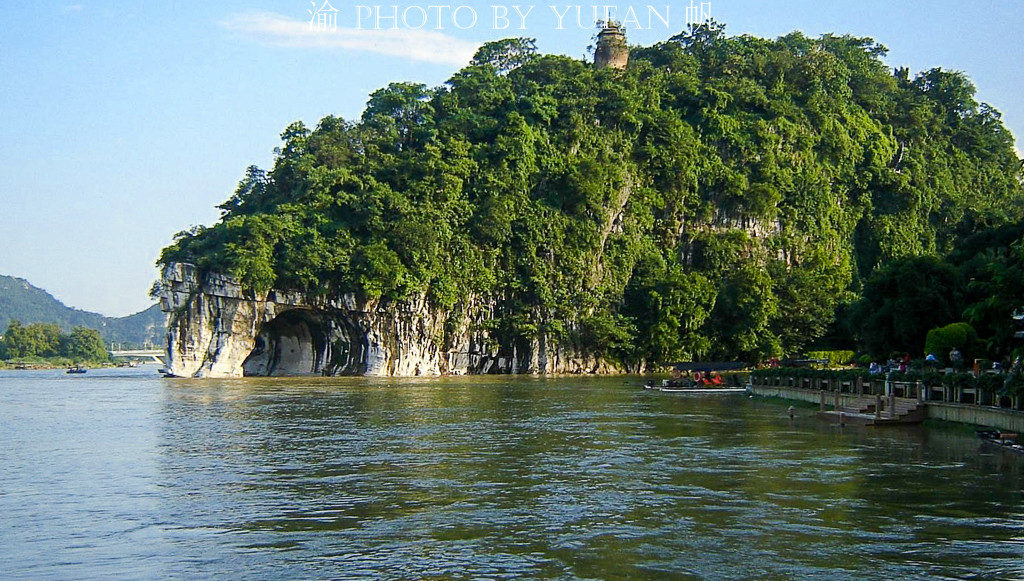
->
240;309;366;376
242;310;324;376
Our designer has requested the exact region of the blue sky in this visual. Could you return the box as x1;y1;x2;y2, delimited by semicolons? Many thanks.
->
1;1;1021;317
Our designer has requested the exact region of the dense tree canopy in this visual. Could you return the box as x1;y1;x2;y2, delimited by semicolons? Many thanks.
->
159;23;1024;365
952;224;1024;358
1;321;108;362
846;222;1024;360
848;256;963;357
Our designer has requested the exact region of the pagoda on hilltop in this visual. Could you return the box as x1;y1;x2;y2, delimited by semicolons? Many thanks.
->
594;20;628;70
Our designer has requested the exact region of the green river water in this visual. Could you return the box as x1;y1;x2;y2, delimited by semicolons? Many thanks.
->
1;367;1021;580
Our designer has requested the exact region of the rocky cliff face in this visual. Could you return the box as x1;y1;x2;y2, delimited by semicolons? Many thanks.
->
157;263;624;378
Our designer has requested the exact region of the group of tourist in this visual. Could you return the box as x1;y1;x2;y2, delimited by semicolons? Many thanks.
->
867;348;1023;385
868;353;914;375
668;369;727;388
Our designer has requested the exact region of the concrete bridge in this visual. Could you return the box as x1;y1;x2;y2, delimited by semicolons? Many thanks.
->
110;349;166;364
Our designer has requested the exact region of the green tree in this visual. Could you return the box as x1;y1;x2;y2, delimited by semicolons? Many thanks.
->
60;327;109;362
1;321;61;359
471;38;538;74
849;256;963;357
217;165;270;217
623;256;716;363
924;322;979;364
960;233;1024;357
361;82;436;152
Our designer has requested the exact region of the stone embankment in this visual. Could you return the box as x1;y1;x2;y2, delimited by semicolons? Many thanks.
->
751;374;1024;433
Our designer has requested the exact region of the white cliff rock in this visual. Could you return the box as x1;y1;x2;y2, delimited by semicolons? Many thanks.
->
157;262;628;378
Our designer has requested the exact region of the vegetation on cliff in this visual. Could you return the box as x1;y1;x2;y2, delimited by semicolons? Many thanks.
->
159;23;1024;365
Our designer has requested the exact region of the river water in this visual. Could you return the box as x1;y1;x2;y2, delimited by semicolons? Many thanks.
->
1;367;1022;580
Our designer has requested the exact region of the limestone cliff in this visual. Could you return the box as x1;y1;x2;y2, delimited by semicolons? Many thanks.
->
157;262;624;378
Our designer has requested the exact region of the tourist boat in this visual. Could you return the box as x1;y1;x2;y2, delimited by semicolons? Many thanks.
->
658;386;749;394
66;365;88;374
977;429;1024;453
644;361;751;394
644;380;748;395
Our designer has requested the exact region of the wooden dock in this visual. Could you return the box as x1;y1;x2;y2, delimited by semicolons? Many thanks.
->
817;394;926;426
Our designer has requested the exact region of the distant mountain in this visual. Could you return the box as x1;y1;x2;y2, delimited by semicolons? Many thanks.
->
0;275;165;348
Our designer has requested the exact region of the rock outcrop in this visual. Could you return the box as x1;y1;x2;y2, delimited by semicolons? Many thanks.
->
157;263;625;378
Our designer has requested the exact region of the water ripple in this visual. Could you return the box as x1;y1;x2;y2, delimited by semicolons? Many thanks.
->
1;372;1022;579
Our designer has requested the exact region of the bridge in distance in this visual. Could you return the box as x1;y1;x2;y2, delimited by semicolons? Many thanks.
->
110;349;166;364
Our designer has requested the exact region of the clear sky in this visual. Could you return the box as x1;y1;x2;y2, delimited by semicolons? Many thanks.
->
1;0;1021;317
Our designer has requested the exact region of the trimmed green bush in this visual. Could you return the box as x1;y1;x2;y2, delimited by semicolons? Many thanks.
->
924;323;977;364
806;350;856;367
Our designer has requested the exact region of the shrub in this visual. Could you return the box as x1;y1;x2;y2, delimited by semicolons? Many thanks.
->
806;350;856;367
1003;374;1024;396
976;373;1005;393
833;368;869;382
924;322;977;363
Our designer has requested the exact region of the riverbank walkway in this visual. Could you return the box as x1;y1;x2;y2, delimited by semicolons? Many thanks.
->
751;374;1024;433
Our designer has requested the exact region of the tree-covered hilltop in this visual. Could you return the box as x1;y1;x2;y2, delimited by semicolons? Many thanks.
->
159;23;1024;365
0;274;165;348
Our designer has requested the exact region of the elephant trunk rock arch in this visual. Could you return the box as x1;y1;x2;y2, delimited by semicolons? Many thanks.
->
157;262;624;378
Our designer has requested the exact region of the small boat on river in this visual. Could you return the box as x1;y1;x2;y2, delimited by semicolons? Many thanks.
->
658;386;749;394
66;365;88;374
645;363;749;394
644;379;748;395
977;430;1024;453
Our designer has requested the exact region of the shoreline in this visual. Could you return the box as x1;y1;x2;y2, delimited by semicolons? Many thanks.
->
1;361;154;371
750;382;1024;433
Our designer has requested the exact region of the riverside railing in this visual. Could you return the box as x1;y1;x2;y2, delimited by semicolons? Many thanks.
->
750;368;1024;411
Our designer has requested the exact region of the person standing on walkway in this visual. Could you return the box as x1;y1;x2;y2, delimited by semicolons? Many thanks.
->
949;347;963;371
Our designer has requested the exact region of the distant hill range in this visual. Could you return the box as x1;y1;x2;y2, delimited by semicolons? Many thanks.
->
0;275;166;348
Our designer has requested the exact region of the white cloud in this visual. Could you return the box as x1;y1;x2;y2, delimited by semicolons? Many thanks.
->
61;4;85;13
221;11;478;66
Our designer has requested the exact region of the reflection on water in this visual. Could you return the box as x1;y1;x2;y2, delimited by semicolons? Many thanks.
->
1;369;1022;580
